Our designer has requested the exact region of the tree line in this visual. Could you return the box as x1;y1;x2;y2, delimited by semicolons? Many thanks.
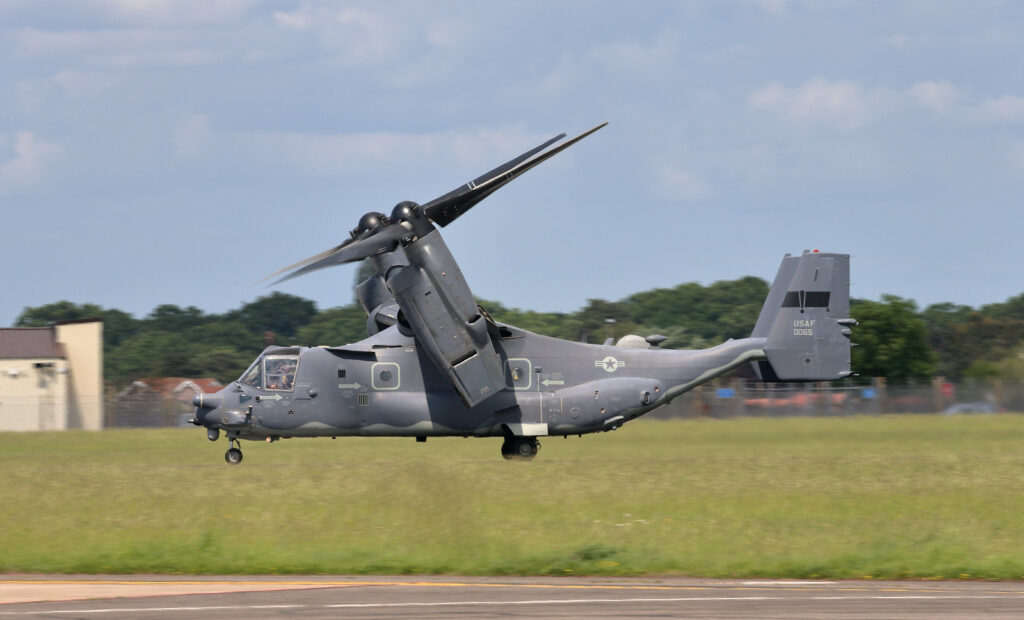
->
13;275;1024;388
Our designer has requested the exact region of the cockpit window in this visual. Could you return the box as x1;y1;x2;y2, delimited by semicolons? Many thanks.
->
264;355;298;391
239;359;261;387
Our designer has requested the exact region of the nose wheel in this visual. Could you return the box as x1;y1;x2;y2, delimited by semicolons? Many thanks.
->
224;438;243;465
501;436;539;461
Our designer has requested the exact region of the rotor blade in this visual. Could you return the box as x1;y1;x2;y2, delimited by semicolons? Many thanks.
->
256;238;357;284
420;132;565;220
423;122;607;227
271;225;407;286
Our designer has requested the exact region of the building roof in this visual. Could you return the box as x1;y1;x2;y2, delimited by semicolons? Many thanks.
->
0;328;66;359
54;318;103;326
131;377;224;398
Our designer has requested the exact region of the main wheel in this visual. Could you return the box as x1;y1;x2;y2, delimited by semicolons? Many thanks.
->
500;440;514;460
509;437;538;460
224;448;243;464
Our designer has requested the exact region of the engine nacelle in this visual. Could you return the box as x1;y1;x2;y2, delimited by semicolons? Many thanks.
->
385;229;506;407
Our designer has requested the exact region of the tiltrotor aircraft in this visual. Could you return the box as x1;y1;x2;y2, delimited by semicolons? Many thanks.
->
191;122;854;464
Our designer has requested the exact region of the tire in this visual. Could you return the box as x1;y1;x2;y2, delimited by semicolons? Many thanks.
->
511;437;537;460
224;448;243;464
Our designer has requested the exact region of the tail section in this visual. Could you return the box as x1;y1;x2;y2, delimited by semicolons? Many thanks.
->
751;251;854;381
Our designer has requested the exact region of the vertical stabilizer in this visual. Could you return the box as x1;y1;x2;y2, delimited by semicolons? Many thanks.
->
752;251;854;381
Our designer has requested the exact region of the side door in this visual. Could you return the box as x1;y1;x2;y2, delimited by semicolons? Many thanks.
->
253;353;299;429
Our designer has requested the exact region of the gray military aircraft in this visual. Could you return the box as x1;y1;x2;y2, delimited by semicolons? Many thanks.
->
191;122;854;464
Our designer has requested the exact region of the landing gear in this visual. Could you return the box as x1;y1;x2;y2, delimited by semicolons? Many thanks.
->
501;436;539;461
224;438;243;465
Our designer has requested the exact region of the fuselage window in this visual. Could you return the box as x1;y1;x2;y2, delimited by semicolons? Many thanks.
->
265;355;299;391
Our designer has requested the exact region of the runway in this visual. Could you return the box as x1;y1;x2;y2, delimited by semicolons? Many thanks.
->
2;575;1024;619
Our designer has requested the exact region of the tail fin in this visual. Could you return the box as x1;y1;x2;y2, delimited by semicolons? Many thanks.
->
751;251;854;381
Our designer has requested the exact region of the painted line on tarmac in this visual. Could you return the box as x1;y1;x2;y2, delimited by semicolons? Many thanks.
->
743;581;837;585
0;605;305;615
325;594;1024;607
3;579;1021;595
0;579;714;590
4;593;1024;615
4;578;1023;608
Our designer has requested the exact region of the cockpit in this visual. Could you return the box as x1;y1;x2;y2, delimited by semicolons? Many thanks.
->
238;348;300;391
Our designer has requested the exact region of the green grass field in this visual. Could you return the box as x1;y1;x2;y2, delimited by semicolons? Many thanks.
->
2;415;1024;578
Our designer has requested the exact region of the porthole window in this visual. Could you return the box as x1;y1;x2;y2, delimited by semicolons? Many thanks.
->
371;362;400;390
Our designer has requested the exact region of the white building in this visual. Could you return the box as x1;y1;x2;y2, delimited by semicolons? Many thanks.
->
0;319;104;431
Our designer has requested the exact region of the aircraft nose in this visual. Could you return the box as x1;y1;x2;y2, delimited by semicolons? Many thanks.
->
193;393;222;409
191;392;223;427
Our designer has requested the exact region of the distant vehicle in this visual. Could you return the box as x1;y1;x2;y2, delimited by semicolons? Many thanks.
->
943;402;998;415
190;123;855;464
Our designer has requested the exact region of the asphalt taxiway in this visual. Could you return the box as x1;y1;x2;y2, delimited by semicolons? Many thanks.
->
2;575;1024;619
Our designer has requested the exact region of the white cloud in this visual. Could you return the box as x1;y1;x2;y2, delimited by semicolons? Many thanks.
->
879;32;942;50
976;95;1024;124
906;81;1024;125
269;3;469;88
749;78;886;133
653;164;712;202
741;0;797;14
0;132;63;193
907;80;960;112
272;4;412;66
538;28;685;98
1011;143;1024;173
254;131;446;175
10;27;231;69
271;7;314;32
423;16;468;50
173;114;213;161
96;0;261;25
172;122;559;180
588;29;681;77
753;77;1024;132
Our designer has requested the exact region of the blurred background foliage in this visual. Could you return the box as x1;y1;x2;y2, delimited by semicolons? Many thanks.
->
12;267;1024;388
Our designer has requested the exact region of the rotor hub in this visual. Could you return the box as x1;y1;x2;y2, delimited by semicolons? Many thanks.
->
391;201;419;222
353;211;387;237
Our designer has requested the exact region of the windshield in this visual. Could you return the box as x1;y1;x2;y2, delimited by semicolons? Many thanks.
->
239;358;261;387
264;355;298;391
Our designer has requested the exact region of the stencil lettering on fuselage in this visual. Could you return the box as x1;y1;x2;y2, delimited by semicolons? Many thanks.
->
792;318;816;336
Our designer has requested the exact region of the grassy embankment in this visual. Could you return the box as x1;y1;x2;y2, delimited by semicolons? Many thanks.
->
2;414;1024;578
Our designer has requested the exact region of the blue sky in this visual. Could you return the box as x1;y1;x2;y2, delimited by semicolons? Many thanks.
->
2;1;1023;326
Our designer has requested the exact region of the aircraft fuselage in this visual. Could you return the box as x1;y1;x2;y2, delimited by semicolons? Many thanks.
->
196;324;767;442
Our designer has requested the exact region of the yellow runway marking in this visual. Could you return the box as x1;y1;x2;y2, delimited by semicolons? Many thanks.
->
1;579;1020;594
3;578;1024;608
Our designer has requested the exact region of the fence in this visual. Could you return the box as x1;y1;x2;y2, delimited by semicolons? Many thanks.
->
647;377;1024;419
97;377;1024;428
